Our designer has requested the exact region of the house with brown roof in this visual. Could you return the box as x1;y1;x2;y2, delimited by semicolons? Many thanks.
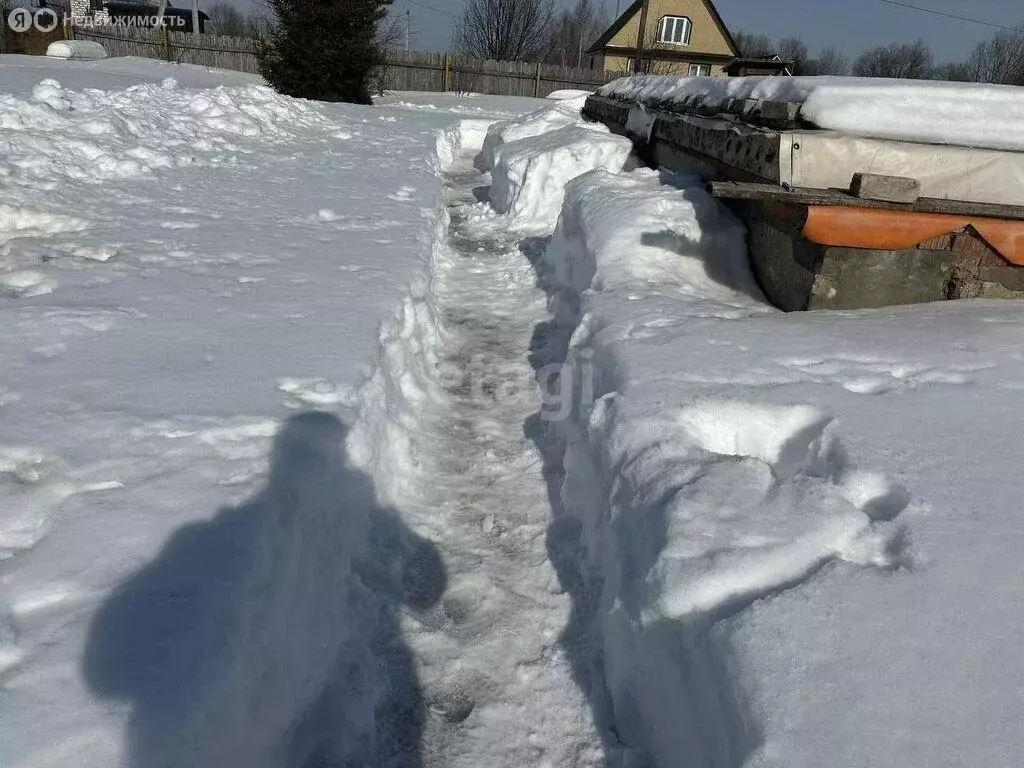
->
586;0;739;77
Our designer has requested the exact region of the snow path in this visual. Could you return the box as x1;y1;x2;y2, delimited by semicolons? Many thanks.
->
407;154;602;768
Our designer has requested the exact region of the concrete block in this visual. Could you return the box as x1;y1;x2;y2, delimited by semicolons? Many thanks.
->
850;173;921;203
758;101;801;127
726;98;758;116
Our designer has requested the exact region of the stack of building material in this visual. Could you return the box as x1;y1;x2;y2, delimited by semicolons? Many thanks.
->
585;75;1024;310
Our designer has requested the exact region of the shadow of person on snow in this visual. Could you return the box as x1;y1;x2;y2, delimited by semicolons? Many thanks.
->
82;412;445;768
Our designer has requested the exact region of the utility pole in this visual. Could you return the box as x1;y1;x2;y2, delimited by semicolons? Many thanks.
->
405;8;411;52
634;0;650;74
191;0;199;34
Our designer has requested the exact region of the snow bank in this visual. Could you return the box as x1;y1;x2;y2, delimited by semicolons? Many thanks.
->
350;117;497;505
0;78;336;188
476;98;603;170
542;168;761;304
599;74;1024;151
489;126;632;228
46;41;106;60
533;166;912;765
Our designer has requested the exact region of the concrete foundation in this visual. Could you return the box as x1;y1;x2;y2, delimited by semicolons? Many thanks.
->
739;201;1024;310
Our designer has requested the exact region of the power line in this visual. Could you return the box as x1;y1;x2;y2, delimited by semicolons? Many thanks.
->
874;0;1018;31
404;0;458;19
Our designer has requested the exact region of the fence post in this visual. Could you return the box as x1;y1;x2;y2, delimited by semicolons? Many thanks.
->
534;62;542;98
161;24;170;61
443;51;450;92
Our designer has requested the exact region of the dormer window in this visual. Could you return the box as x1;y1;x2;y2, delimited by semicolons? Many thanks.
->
657;15;692;46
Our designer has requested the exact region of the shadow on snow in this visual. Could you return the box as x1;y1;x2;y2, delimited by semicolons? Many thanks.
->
83;412;445;768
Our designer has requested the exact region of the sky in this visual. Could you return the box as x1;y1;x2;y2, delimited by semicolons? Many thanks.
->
228;0;1022;64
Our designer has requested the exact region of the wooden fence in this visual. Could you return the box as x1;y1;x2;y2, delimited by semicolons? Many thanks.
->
374;50;628;98
67;26;628;97
69;25;259;74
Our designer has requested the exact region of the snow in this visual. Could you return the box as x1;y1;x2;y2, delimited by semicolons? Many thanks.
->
476;96;603;170
0;56;553;768
0;54;261;96
489;125;632;228
5;50;1024;768
599;74;1024;151
477;88;1024;766
46;41;107;60
546;89;594;101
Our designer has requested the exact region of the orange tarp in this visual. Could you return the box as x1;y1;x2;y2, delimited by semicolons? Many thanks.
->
802;207;1024;266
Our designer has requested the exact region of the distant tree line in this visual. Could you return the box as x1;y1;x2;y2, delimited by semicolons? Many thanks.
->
733;27;1024;85
452;0;609;69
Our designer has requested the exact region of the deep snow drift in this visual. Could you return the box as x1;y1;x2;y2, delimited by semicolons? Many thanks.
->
483;92;1024;767
599;73;1024;151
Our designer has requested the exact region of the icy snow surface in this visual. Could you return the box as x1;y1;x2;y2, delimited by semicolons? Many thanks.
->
599;74;1024;151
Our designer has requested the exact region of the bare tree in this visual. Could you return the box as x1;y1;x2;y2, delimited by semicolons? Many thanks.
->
930;61;972;82
244;13;273;39
453;0;556;61
853;40;933;79
731;31;775;58
962;27;1024;85
206;1;247;36
776;36;809;74
806;45;849;76
372;9;412;94
546;0;607;68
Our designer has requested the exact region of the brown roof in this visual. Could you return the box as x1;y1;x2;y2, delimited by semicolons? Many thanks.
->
586;0;739;56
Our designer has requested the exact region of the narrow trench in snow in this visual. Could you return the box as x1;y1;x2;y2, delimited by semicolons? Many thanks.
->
406;153;606;768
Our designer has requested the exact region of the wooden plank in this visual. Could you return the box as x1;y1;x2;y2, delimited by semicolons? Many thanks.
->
709;181;1024;221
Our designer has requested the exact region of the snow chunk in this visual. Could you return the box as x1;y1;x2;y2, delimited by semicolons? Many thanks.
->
546;89;594;101
46;41;107;60
489;125;632;228
477;99;601;170
544;168;763;307
0;205;88;246
31;79;72;111
599;74;1024;151
0;271;55;297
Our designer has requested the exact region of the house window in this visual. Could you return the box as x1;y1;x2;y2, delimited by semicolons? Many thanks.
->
657;15;692;46
688;63;711;77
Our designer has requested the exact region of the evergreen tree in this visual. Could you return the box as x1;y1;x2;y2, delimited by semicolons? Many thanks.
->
259;0;391;104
